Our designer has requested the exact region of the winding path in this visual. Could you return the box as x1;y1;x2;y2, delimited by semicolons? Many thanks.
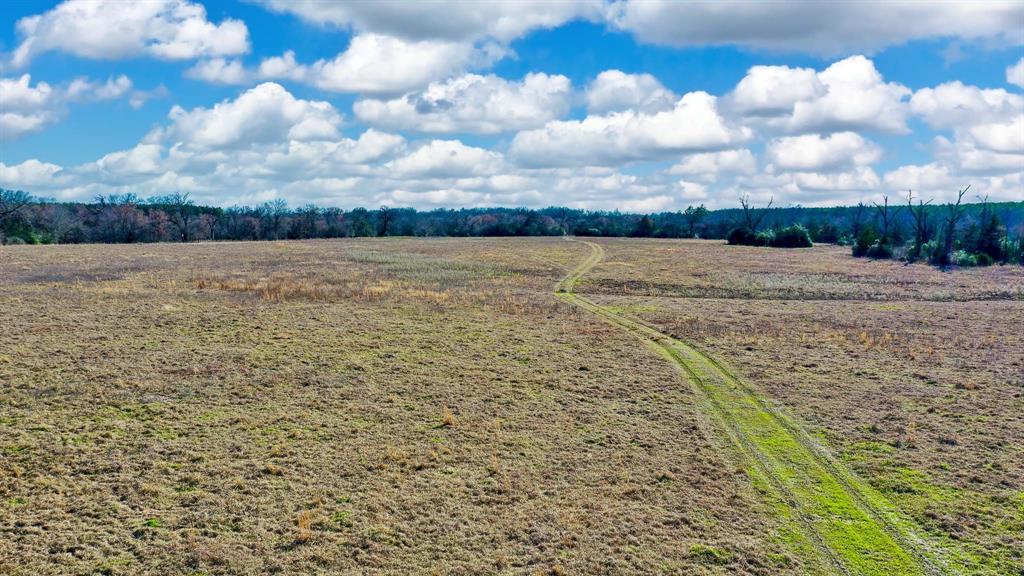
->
556;239;950;576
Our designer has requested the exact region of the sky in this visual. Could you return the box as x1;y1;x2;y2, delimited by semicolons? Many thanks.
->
0;0;1022;211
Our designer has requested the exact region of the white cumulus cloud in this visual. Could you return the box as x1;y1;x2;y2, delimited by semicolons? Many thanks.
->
766;132;882;172
511;91;751;167
585;70;677;114
160;82;343;148
731;56;911;134
354;73;572;134
11;0;249;67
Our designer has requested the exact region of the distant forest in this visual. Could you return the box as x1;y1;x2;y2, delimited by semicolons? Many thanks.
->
2;189;1022;266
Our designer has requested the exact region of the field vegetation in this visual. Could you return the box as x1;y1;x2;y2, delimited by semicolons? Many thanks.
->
580;239;1024;574
2;236;1021;574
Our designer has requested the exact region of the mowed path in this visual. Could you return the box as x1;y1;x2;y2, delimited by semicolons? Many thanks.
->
556;239;951;576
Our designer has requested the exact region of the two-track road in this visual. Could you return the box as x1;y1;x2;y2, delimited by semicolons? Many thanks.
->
556;239;951;576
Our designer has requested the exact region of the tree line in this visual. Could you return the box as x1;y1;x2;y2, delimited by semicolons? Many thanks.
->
2;189;1021;266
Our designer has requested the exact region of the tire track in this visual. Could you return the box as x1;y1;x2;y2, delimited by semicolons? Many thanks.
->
556;239;950;576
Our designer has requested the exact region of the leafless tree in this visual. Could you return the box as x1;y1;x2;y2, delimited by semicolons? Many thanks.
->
850;202;867;238
154;192;196;242
0;190;33;225
263;198;289;240
873;195;903;243
933;185;970;267
739;193;773;232
906;190;933;259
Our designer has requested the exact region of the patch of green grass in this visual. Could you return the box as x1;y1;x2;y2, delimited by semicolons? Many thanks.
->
688;543;733;565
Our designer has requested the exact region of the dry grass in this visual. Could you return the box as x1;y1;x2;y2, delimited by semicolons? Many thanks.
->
586;238;1024;575
0;238;805;575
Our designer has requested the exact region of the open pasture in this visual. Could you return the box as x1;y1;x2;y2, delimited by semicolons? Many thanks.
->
2;237;1021;575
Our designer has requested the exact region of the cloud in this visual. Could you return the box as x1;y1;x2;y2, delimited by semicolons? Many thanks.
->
1;73;140;140
257;51;309;82
511;91;751;167
766;132;882;172
605;0;1024;55
314;34;503;94
354;73;571;133
254;0;601;43
667;149;757;181
585;70;677;113
0;158;65;188
160;82;343;148
910;81;1023;129
1008;58;1024;88
387;140;506;178
243;34;503;95
11;0;249;67
185;58;250;85
731;56;911;134
730;65;824;116
909;81;1023;177
884;162;1021;202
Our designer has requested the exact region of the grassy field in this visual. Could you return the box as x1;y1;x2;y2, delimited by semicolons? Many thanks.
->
1;238;1021;574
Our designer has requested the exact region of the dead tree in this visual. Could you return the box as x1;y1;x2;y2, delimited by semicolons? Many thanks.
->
933;185;970;267
850;202;867;238
906;190;933;260
873;195;903;244
739;193;773;232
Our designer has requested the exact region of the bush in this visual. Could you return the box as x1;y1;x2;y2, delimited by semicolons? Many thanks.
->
953;250;978;267
727;227;758;246
852;228;880;257
865;241;893;259
4;236;26;245
770;224;813;248
999;236;1022;265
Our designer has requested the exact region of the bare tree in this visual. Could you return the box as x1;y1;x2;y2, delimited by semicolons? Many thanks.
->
906;190;933;260
850;202;867;238
263;198;289;240
155;192;196;242
933;185;970;267
739;193;773;232
873;195;903;243
0;190;33;225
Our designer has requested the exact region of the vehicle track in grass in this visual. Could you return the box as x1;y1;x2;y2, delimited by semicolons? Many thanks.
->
556;239;951;576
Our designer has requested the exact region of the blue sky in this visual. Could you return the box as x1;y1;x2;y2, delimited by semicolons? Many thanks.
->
1;0;1022;210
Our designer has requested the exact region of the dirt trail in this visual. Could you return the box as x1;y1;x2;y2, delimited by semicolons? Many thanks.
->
556;239;951;576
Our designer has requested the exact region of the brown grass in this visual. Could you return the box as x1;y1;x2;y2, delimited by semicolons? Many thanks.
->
0;238;806;575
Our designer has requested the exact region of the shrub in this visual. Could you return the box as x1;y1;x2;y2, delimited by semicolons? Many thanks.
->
999;236;1022;265
865;241;893;259
754;230;775;246
4;236;26;245
953;250;978;267
727;227;758;246
852;228;880;257
770;224;813;248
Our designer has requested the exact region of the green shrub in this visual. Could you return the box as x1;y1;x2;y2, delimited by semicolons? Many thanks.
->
853;228;880;257
999;237;1022;265
953;250;978;267
770;224;813;248
865;241;893;259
